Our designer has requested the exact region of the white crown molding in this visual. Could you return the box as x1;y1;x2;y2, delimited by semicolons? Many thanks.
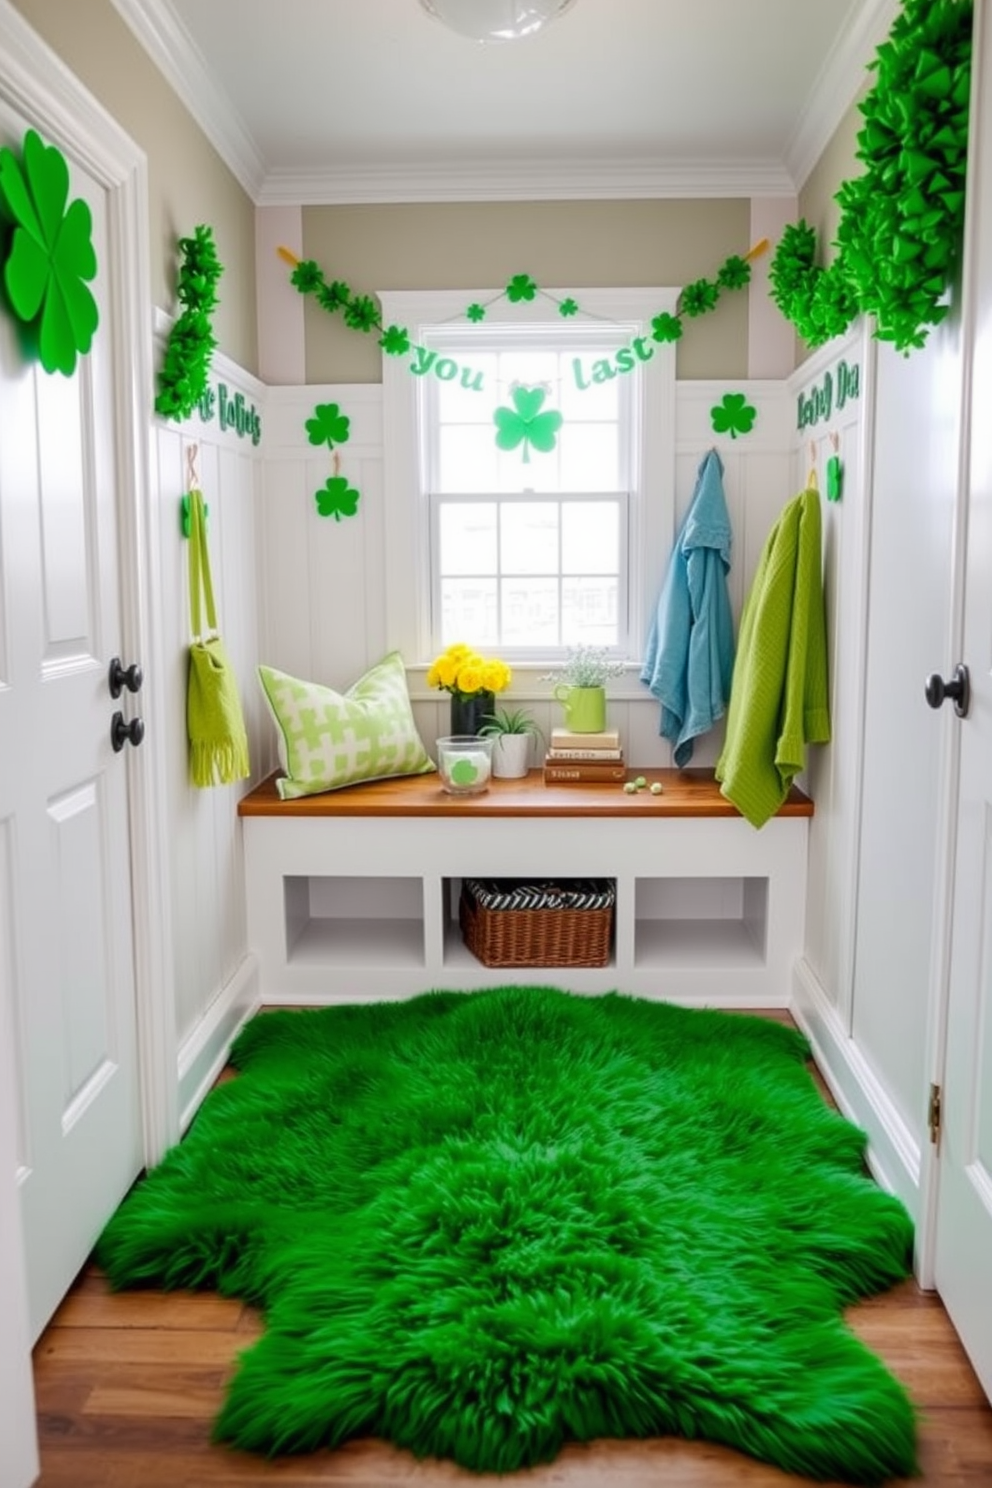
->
109;0;895;208
785;0;900;191
109;0;266;200
257;157;797;207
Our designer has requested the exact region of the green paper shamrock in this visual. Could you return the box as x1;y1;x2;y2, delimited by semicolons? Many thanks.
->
344;294;379;332
681;278;720;318
379;324;411;356
0;128;99;376
306;402;351;449
315;474;361;521
494;385;563;464
717;255;752;291
711;393;757;440
651;312;683;343
317;279;351;313
466;303;486;322
290;260;322;293
558;298;579;317
506;273;538;303
826;455;844;503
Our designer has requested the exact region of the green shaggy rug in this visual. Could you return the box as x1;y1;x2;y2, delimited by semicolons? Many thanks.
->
97;987;917;1482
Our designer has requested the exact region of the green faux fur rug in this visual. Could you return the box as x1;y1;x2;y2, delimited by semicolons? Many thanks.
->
97;987;917;1482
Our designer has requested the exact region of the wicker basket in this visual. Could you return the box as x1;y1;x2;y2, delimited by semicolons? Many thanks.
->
459;878;615;968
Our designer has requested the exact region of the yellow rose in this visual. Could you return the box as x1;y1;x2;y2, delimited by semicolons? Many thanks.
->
481;660;511;693
456;662;484;695
436;657;458;689
426;662;441;689
446;643;472;663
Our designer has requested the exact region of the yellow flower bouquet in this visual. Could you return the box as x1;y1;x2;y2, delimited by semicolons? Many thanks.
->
427;644;512;701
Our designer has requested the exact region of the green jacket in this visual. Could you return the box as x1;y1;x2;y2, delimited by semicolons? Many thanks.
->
716;486;831;828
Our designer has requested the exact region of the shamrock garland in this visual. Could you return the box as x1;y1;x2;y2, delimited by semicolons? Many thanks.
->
279;243;767;363
0;128;99;376
306;400;361;520
769;0;972;353
155;225;223;421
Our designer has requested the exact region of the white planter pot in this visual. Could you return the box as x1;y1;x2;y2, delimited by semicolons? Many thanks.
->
490;733;532;779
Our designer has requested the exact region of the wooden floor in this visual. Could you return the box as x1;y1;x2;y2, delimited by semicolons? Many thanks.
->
31;1014;992;1487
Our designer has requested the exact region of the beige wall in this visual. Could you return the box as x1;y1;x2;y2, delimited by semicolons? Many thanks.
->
10;0;258;374
793;96;864;365
302;199;751;382
799;96;863;257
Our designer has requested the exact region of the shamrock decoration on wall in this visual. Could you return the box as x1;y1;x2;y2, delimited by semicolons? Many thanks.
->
306;400;361;521
315;474;361;522
0;128;99;376
494;385;563;463
306;401;350;449
710;393;757;440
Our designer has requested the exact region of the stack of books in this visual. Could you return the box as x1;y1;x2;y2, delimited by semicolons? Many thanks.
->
543;727;626;784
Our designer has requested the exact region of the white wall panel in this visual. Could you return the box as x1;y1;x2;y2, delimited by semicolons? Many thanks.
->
795;329;868;1011
152;348;266;1049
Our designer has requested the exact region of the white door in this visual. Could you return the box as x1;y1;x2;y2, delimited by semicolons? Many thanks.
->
932;1;992;1400
0;102;144;1342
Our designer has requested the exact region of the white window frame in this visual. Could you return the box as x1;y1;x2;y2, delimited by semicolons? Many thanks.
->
381;287;677;698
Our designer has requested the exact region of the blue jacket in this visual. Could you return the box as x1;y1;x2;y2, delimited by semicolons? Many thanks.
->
640;449;735;767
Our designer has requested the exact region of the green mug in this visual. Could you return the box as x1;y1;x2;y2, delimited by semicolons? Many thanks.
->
553;684;606;733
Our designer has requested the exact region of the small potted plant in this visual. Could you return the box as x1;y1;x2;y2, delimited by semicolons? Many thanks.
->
478;705;543;779
543;646;626;734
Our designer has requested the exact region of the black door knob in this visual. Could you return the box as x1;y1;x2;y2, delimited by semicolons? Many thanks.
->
110;711;145;752
109;656;144;698
924;663;970;718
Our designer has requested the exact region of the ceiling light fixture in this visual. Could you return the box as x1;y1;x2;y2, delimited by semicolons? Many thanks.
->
418;0;577;43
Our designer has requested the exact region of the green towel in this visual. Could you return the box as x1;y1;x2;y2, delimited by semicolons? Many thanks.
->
716;486;830;828
186;487;250;788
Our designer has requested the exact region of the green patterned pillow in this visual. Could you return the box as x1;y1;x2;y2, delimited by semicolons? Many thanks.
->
257;652;436;800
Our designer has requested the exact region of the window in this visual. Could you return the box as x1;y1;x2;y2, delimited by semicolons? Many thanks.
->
381;289;675;673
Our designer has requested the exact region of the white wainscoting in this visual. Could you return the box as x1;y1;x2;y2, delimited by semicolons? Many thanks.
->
152;327;267;1070
789;327;870;1023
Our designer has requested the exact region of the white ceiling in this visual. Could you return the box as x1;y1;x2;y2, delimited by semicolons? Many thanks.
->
112;0;898;205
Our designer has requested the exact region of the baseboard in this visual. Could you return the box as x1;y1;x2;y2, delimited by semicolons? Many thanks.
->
177;954;261;1132
791;957;921;1221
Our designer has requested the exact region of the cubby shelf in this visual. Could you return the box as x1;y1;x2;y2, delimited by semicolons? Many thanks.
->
240;771;812;1008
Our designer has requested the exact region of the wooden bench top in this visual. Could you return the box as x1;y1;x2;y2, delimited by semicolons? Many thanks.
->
238;769;813;820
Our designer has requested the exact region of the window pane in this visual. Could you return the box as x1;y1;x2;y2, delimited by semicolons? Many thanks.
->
439;425;499;493
562;577;619;647
440;579;498;648
560;424;620;491
559;357;621;420
562;502;619;574
497;351;559;389
497;438;561;493
436;353;498;421
501;502;558;575
439;503;497;575
501;577;559;647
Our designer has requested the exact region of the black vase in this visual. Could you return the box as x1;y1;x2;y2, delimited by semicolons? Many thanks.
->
450;690;495;737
